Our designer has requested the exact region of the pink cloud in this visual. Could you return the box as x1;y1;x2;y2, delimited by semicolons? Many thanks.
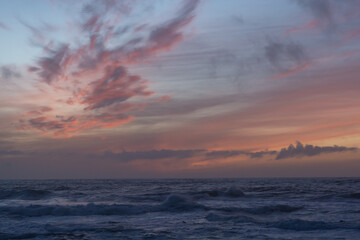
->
82;66;153;110
16;0;200;137
283;19;322;36
269;62;311;81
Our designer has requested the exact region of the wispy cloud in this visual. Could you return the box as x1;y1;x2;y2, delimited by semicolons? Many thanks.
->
16;0;200;137
0;66;21;80
91;148;276;163
82;66;153;110
291;0;360;36
0;21;10;31
296;0;333;27
264;39;308;74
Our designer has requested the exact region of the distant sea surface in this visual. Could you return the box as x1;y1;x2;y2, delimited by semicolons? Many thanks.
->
1;178;360;239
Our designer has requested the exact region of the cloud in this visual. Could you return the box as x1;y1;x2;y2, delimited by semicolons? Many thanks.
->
33;44;70;84
100;148;276;162
27;116;77;132
205;150;276;159
276;141;357;160
283;19;321;36
0;21;10;31
85;113;133;129
146;0;199;53
294;0;360;34
296;0;333;26
19;111;134;136
17;0;200;137
263;39;312;80
264;39;307;72
138;94;238;117
26;106;53;116
0;66;21;80
82;66;153;110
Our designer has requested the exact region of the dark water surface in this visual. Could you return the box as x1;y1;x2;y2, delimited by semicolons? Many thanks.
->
1;178;360;239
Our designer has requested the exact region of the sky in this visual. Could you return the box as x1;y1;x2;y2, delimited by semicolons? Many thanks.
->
0;0;360;179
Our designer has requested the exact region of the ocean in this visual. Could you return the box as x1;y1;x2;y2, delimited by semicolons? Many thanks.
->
0;178;359;239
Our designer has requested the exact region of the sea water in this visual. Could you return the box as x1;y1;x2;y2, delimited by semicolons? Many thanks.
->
0;178;359;239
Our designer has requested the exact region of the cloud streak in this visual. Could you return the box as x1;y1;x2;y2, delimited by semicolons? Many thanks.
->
276;141;357;160
97;148;276;162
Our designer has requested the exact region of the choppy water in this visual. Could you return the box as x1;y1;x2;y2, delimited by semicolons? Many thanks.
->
1;178;360;239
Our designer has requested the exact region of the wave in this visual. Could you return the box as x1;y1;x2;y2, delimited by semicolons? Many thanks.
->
0;203;149;217
270;219;352;231
205;212;256;223
185;186;245;200
0;189;304;218
0;194;207;217
315;192;360;200
217;204;303;215
0;189;52;200
341;192;360;199
160;194;207;211
242;204;303;214
206;216;360;231
200;186;245;198
124;187;245;203
0;231;93;240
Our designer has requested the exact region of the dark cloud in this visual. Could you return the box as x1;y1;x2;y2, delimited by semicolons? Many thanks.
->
30;44;70;84
82;66;153;110
264;40;307;72
147;0;199;52
40;106;53;112
205;150;276;159
26;106;53;116
276;141;357;160
20;116;78;136
248;150;277;158
0;21;10;31
232;15;244;24
28;117;72;130
295;0;360;32
296;0;333;25
0;66;21;80
101;148;276;162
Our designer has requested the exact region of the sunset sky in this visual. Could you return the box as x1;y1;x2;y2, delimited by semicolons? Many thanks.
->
0;0;360;178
